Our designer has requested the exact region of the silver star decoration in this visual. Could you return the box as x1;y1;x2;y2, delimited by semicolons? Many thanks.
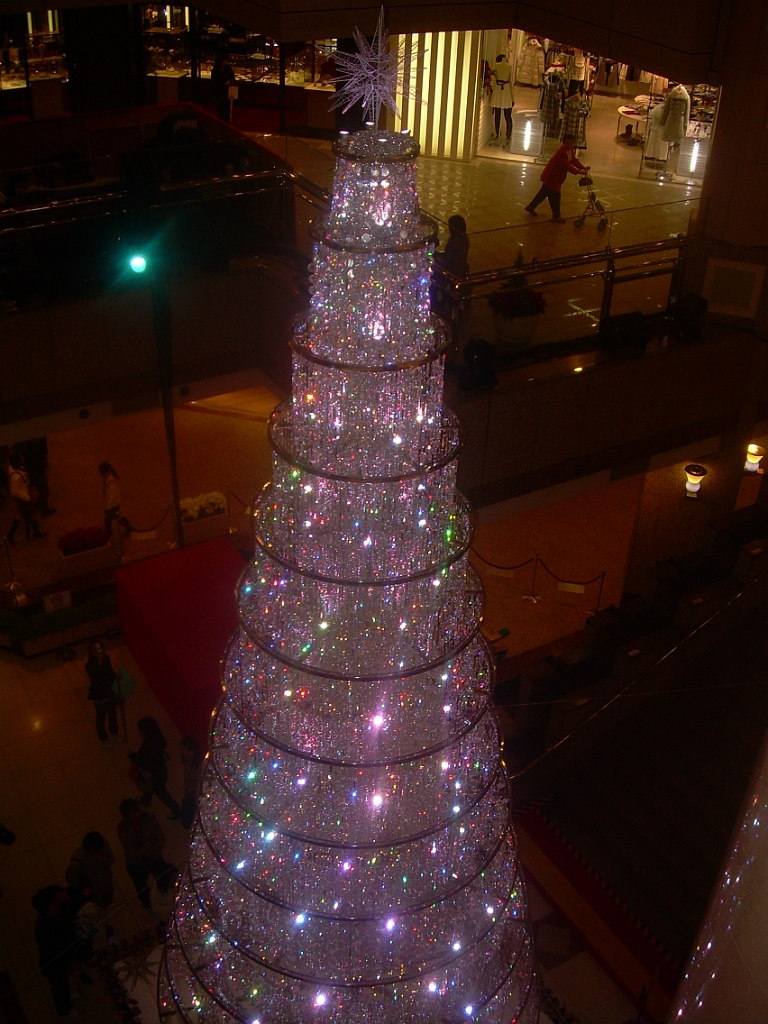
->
330;7;419;127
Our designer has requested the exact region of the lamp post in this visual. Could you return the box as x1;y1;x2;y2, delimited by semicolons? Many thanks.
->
744;443;765;473
129;252;184;549
684;463;708;498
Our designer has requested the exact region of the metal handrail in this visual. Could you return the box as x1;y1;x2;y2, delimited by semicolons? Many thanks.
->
509;560;768;788
455;234;687;292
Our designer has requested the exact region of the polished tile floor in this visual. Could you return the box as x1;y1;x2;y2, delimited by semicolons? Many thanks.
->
0;641;187;1022
253;91;701;275
0;639;639;1024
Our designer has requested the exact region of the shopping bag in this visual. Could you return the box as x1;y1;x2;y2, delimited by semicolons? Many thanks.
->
113;665;137;701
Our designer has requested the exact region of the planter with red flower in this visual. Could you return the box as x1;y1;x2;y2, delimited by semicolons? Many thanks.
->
58;526;111;557
56;526;115;580
488;275;547;347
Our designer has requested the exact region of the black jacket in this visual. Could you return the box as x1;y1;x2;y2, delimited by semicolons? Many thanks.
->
136;733;170;787
86;654;116;704
34;908;75;979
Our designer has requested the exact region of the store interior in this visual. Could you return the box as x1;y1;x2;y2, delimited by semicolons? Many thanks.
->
477;28;719;189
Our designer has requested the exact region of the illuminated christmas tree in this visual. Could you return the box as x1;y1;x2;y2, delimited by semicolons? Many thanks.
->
160;16;539;1023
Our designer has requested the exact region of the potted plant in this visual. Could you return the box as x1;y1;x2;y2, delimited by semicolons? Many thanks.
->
181;491;229;544
487;250;546;346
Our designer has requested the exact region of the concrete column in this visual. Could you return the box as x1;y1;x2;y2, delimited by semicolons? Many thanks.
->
699;0;768;249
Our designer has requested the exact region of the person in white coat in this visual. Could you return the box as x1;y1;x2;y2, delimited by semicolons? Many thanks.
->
490;54;515;144
98;461;136;538
660;83;690;144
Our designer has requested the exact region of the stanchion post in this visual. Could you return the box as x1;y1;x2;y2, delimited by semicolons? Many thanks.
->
523;551;541;604
227;486;232;535
3;538;26;605
595;569;606;613
152;274;184;550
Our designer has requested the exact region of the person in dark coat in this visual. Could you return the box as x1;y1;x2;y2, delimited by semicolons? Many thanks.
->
19;436;56;516
117;799;177;912
130;717;182;820
85;641;119;749
32;886;76;1017
180;735;204;829
66;831;115;911
211;51;236;123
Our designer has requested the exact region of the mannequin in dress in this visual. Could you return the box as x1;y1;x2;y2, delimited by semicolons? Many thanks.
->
490;53;515;144
660;82;690;144
566;48;587;96
644;102;670;162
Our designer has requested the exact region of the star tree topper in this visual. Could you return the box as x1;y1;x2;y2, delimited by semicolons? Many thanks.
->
331;7;416;127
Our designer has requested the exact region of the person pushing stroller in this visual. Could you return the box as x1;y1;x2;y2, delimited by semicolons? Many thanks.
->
525;133;589;222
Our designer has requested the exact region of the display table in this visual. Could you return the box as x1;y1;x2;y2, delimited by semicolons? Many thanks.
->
148;69;188;104
115;536;244;747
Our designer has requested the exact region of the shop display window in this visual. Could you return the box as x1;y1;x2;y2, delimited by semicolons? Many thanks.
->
143;5;190;78
475;28;720;188
634;83;718;181
0;32;26;91
26;10;66;82
0;11;66;92
195;18;335;88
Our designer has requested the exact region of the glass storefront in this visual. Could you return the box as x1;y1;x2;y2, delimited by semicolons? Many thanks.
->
389;27;720;188
1;7;337;125
477;30;720;186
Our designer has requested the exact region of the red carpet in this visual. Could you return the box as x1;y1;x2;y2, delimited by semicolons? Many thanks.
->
115;537;244;747
515;808;680;1021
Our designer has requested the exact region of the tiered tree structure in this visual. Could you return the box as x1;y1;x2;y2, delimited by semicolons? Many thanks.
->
160;120;539;1023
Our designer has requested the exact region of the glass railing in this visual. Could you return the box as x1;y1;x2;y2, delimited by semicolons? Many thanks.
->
457;198;697;275
244;131;336;197
445;236;686;365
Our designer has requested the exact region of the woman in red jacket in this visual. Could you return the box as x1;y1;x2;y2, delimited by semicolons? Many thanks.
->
525;134;589;222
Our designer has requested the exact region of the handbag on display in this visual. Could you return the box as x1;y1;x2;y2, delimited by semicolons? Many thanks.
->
113;665;137;701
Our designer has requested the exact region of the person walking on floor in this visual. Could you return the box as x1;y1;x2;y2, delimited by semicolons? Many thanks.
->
180;735;205;830
6;450;45;545
85;641;120;749
98;462;135;540
117;799;177;915
20;436;56;516
32;886;78;1018
130;717;182;820
66;831;115;912
524;133;589;222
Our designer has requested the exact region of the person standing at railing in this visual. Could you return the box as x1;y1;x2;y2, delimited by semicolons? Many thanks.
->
211;51;236;124
524;133;588;222
431;214;469;324
5;449;45;545
98;461;135;540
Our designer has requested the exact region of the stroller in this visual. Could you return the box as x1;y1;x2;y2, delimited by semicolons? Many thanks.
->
575;172;608;230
